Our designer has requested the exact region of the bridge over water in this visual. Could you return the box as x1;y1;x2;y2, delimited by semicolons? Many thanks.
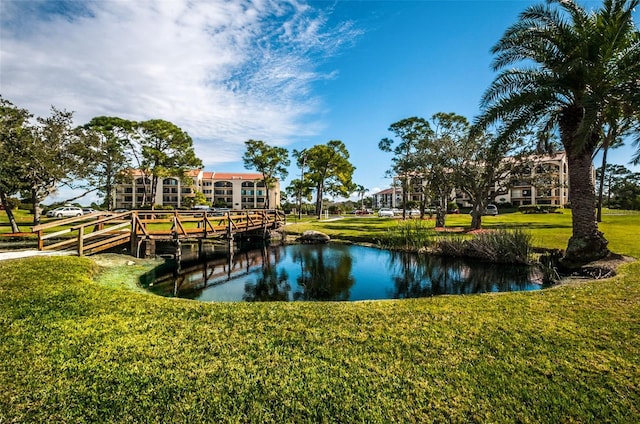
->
32;209;286;258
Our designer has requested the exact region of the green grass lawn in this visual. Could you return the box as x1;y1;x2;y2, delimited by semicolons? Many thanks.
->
1;210;640;422
285;210;640;257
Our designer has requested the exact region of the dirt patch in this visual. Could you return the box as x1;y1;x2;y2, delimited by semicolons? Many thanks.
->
566;253;636;280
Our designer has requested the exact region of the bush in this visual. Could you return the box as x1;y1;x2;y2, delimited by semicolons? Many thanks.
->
519;205;562;214
435;229;533;264
379;220;437;250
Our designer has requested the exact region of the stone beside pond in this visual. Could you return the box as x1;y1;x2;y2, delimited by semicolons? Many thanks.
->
299;230;330;244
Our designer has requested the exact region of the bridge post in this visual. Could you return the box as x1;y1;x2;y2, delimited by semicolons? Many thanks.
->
130;213;138;257
78;226;84;256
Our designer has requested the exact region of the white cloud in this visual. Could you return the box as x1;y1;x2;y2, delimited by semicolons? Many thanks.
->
0;0;360;167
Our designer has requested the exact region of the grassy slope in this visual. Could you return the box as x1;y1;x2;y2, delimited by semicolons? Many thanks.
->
1;212;639;422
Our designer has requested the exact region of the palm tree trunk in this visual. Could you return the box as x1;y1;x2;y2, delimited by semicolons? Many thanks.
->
562;148;609;266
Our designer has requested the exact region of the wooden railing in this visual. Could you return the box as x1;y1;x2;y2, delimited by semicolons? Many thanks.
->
32;209;286;256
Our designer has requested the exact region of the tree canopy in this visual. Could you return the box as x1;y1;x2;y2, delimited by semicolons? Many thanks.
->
242;140;290;209
301;140;355;219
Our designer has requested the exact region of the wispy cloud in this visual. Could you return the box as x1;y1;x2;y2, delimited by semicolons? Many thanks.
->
0;0;361;166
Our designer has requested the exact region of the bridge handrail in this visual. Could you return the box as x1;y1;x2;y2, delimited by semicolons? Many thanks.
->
32;209;285;256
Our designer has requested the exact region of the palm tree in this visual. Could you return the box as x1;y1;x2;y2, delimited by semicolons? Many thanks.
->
476;0;640;267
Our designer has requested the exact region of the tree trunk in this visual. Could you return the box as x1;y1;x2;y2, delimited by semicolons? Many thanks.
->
31;188;41;226
265;183;270;209
596;147;608;223
559;107;609;267
435;207;445;227
315;182;323;219
470;204;482;230
435;194;447;227
151;176;158;210
0;191;21;233
562;148;609;267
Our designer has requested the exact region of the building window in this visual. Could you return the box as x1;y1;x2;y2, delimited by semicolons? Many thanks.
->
135;177;151;185
124;188;133;194
214;181;232;188
124;196;132;202
163;178;179;185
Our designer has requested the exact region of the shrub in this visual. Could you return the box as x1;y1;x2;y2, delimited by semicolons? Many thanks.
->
379;220;436;250
519;205;562;214
433;234;468;257
435;229;533;264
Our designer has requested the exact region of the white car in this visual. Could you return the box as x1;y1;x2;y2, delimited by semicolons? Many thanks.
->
378;208;395;217
484;204;499;216
46;206;83;218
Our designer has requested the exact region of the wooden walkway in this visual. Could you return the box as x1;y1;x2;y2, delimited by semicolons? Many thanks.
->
32;210;286;257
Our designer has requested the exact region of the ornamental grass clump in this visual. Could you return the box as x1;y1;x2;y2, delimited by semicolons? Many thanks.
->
436;229;533;264
380;219;436;250
465;229;533;264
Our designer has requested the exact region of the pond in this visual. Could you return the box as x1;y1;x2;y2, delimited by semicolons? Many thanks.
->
141;243;545;302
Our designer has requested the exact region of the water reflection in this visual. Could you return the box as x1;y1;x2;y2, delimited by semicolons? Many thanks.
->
142;243;543;302
388;252;539;298
243;246;291;301
292;245;355;301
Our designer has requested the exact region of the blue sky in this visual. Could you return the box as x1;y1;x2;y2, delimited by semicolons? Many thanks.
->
1;0;637;204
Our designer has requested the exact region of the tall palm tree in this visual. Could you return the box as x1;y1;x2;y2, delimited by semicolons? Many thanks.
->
476;0;640;267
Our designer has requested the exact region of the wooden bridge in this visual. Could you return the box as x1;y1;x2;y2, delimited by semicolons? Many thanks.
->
32;209;286;258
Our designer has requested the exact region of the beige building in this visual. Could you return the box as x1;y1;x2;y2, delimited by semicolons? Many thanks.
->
382;152;575;208
112;170;281;210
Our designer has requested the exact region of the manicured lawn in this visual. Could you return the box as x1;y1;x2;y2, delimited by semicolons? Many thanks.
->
285;210;640;257
1;210;639;422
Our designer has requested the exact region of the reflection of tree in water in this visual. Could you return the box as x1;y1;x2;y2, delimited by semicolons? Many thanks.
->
243;246;291;301
293;245;355;301
389;252;538;298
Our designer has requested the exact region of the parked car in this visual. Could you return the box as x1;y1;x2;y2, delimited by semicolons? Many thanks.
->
378;208;395;217
484;204;499;216
192;205;211;211
113;208;129;213
46;206;83;218
211;208;231;216
82;208;98;215
354;209;371;215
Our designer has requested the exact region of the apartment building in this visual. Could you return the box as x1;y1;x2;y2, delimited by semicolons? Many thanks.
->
112;169;281;210
371;187;403;209
377;152;575;208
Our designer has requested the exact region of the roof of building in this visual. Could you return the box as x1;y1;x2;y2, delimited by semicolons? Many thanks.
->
125;169;267;180
208;172;265;180
374;188;402;195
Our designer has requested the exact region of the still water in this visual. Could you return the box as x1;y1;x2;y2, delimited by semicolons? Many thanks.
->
142;243;544;302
